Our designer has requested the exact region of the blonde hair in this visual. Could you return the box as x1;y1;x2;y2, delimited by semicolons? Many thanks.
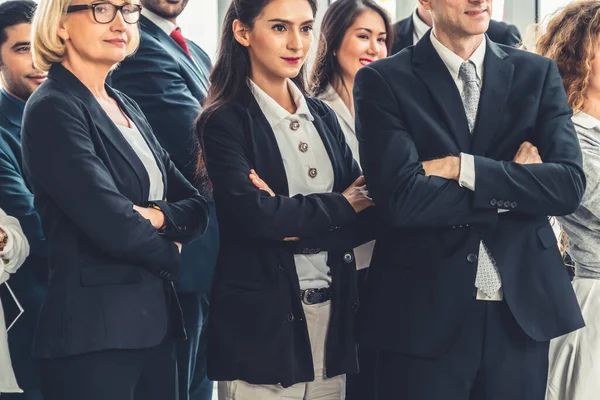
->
536;0;600;112
32;0;140;72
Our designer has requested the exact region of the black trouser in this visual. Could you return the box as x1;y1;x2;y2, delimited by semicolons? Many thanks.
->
40;337;178;400
176;292;213;400
375;299;550;400
346;268;378;400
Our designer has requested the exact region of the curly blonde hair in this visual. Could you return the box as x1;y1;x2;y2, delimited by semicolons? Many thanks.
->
537;1;600;112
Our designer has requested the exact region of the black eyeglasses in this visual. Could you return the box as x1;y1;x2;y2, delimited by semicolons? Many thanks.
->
66;2;142;24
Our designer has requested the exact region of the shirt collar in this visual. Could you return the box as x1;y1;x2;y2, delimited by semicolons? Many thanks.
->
141;8;178;35
249;79;314;128
319;85;354;133
430;32;486;82
412;9;430;42
572;111;600;130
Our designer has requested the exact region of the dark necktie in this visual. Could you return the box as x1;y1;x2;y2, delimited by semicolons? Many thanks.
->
170;28;192;58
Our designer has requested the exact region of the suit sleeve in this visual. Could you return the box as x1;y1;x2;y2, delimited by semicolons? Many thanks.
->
472;60;585;216
22;94;181;280
354;65;498;228
0;147;45;255
150;145;209;243
202;110;357;241
111;40;203;183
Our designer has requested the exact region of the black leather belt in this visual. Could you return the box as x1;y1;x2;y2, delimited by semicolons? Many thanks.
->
300;287;331;305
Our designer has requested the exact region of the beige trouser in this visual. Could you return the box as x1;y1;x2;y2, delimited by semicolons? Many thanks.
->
218;300;346;400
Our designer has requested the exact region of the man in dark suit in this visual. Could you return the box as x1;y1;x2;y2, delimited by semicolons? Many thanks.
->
110;1;218;400
392;1;521;54
0;2;46;399
354;0;585;398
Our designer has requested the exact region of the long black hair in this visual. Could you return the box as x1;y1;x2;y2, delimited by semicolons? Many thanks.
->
195;0;318;187
310;0;393;98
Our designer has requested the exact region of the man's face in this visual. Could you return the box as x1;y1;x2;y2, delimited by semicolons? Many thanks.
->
0;23;46;101
141;0;189;21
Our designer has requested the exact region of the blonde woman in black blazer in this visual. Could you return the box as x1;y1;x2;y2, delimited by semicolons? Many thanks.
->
21;1;209;399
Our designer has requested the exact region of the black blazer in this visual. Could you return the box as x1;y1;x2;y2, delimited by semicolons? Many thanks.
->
111;15;219;294
354;33;585;358
392;14;522;55
203;93;372;387
21;63;209;358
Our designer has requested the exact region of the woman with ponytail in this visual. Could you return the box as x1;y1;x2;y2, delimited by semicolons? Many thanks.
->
198;0;374;398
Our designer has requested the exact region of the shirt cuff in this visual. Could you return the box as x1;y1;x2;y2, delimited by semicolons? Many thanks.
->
459;153;476;191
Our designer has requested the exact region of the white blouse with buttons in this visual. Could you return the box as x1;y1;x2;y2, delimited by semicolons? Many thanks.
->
250;79;333;290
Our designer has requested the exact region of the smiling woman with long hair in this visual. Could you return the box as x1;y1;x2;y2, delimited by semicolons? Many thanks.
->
197;0;375;398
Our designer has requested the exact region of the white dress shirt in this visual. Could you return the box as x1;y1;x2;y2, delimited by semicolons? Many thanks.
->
0;208;28;394
317;84;375;270
430;33;503;301
412;9;431;44
118;122;164;202
250;80;333;290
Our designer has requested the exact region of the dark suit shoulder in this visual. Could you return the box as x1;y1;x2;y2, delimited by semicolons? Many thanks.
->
487;19;521;47
24;83;84;118
500;44;551;67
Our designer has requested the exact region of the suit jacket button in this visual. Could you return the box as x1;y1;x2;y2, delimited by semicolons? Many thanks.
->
511;201;517;208
302;248;309;254
352;302;359;313
503;201;511;208
490;199;497;206
343;252;354;264
287;312;295;323
467;253;478;263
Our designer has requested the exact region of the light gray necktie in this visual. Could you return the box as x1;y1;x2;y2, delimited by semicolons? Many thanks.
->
459;61;480;133
459;61;502;297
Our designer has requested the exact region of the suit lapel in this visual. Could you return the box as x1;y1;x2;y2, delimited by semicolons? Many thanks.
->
248;98;290;197
140;16;206;87
110;87;168;198
471;40;514;156
412;32;471;152
393;17;415;53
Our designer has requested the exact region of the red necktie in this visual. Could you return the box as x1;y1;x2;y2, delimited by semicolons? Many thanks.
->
170;28;192;58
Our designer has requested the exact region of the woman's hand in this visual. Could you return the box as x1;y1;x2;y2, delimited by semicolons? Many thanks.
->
342;176;374;213
249;169;275;196
133;205;166;230
249;169;299;241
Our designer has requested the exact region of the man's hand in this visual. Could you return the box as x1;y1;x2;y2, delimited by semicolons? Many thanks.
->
513;141;542;164
422;156;461;180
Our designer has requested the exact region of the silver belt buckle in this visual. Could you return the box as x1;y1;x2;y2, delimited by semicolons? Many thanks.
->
302;288;316;305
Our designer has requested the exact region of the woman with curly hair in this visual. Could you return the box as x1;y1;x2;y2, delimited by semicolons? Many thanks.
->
537;2;600;399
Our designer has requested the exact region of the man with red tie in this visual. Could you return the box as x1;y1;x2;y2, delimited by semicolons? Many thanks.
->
110;2;219;400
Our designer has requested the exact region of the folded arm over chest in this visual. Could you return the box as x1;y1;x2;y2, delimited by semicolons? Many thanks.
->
471;60;585;217
202;110;357;241
354;65;497;229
